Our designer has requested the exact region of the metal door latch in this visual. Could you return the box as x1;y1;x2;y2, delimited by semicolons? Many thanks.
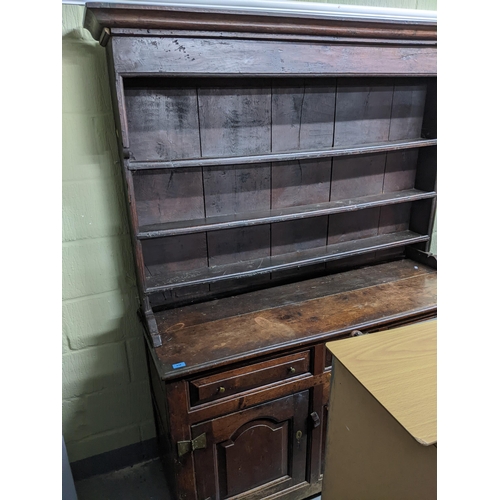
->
309;411;321;428
177;433;207;457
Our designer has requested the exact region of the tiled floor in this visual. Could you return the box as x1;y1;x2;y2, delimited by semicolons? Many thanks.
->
74;458;321;500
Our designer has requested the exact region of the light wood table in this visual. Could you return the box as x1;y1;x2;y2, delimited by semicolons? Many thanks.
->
323;320;437;499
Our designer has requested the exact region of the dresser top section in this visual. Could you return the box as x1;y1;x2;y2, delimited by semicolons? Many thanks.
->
84;1;437;44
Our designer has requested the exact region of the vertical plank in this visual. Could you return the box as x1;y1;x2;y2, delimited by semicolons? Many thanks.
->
334;78;394;147
271;79;336;152
330;152;386;201
133;168;205;226
124;79;208;306
198;79;271;157
271;159;332;209
271;79;334;208
204;163;271;217
327;207;380;245
272;217;329;256
207;228;271;292
382;150;419;194
389;79;427;141
328;78;393;257
271;79;335;279
142;233;208;275
378;202;412;235
207;226;270;267
198;80;272;291
203;162;271;290
378;78;426;255
125;81;201;161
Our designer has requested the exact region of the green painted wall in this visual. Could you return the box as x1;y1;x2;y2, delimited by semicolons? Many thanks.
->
62;1;437;463
62;5;155;462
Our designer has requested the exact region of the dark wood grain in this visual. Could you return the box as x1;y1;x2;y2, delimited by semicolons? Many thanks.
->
145;230;429;293
127;138;437;171
137;189;436;239
110;28;437;48
207;225;271;267
197;82;273;293
154;266;437;380
133;168;205;227
328;206;381;245
155;259;434;330
198;81;271;157
334;79;394;147
192;391;309;499
95;7;437;498
271;79;336;152
270;78;335;279
271;158;332;209
382;150;419;193
124;82;201;161
389;79;427;140
330;153;386;201
203;163;271;217
142;233;207;276
271;217;329;256
189;351;311;406
379;202;412;234
164;381;196;500
112;36;436;76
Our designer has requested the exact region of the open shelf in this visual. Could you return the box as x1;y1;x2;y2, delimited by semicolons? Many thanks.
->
137;189;436;239
128;138;437;171
144;230;429;293
121;74;437;320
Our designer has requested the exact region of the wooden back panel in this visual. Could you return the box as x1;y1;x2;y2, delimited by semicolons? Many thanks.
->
120;76;436;308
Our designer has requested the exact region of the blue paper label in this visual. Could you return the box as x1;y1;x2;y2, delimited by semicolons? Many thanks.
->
172;362;186;369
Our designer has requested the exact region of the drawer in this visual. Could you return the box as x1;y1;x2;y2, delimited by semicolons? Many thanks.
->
189;351;311;406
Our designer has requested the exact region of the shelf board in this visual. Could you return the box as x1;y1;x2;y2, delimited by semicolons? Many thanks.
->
128;138;437;171
138;189;436;239
144;230;429;294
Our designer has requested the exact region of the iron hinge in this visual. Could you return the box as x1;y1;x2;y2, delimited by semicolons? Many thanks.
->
177;433;207;457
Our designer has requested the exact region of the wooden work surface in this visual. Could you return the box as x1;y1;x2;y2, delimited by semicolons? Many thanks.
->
151;259;437;380
326;319;437;445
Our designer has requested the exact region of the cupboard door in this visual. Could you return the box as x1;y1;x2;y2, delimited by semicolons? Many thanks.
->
192;391;309;500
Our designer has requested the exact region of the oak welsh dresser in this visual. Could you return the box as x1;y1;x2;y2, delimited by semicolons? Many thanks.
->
83;3;437;499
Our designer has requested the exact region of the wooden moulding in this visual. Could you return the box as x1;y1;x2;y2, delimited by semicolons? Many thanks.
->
84;3;437;45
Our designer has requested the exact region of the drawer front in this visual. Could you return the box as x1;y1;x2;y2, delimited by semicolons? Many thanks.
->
190;351;311;406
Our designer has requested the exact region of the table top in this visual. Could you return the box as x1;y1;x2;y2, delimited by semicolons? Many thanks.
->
326;319;437;445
